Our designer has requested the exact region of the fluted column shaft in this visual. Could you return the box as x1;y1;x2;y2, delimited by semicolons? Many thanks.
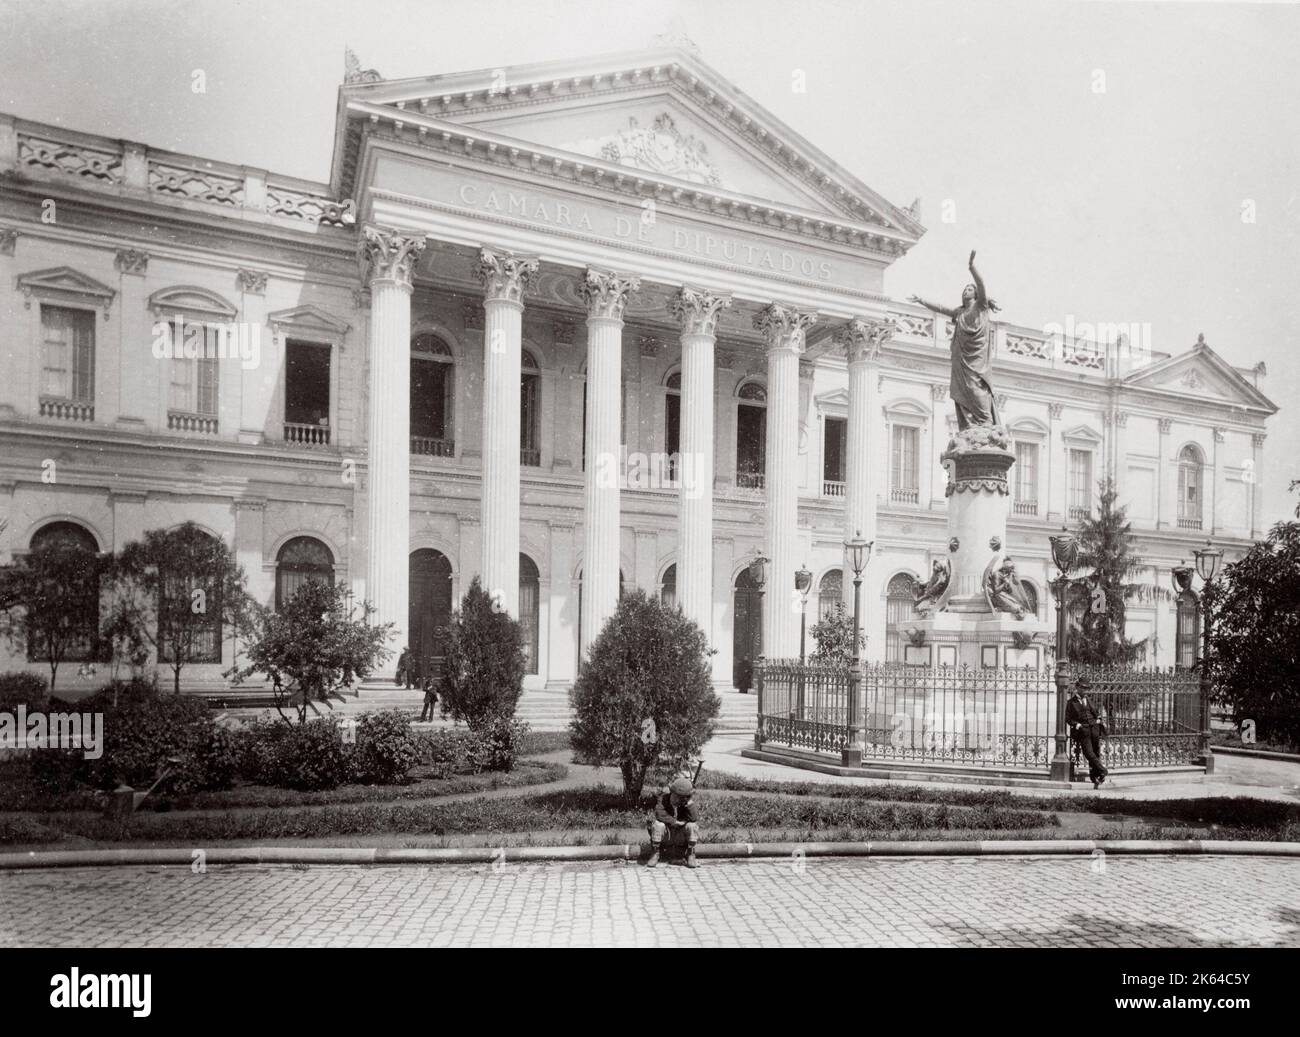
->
670;287;731;636
360;225;425;673
578;269;640;657
838;317;894;605
755;303;817;659
477;248;539;617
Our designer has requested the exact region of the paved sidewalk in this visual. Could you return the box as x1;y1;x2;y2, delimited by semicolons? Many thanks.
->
2;855;1297;947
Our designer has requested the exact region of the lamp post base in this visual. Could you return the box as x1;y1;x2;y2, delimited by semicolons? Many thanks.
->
1049;754;1072;782
1200;752;1215;774
841;747;862;768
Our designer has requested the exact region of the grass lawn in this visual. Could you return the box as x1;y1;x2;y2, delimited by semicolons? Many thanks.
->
1210;730;1300;756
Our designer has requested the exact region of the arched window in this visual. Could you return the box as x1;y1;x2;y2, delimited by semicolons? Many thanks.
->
27;521;102;663
664;372;681;482
159;528;222;664
660;563;677;609
885;573;918;662
817;569;843;622
1177;445;1204;529
1021;581;1040;621
1175;590;1200;670
519;554;540;675
410;334;454;457
275;537;334;611
521;350;541;467
736;381;767;489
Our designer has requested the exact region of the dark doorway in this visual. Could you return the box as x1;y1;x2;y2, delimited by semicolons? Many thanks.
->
732;567;763;688
409;549;453;678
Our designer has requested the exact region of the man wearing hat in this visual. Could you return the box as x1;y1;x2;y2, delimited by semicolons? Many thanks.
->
647;777;700;868
1066;677;1108;788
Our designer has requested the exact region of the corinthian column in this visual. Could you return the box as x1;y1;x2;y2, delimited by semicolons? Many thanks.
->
578;267;640;657
359;225;426;673
754;302;818;659
836;316;895;603
669;286;731;639
476;247;539;616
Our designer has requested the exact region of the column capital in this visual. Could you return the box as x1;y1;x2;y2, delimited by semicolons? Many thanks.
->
1158;417;1173;434
754;302;817;353
478;247;540;305
1252;432;1266;448
669;285;732;337
579;267;641;321
359;224;426;290
236;268;268;294
0;227;18;256
834;316;896;364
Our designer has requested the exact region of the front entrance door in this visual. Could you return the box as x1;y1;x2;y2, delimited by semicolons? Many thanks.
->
409;549;453;679
732;569;763;689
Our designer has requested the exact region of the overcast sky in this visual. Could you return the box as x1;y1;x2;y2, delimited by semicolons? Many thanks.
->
2;0;1296;525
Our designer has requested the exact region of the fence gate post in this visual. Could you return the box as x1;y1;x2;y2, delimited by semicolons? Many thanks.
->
842;659;862;767
754;656;765;748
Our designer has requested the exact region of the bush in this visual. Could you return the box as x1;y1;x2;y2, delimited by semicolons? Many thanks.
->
414;728;472;778
233;716;288;784
569;589;719;804
84;677;160;709
466;715;527;774
440;577;526;730
0;671;50;712
269;717;351;791
352;709;419;784
83;691;232;793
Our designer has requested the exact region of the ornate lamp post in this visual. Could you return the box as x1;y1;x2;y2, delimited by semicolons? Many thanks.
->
1048;528;1079;782
843;531;872;767
1177;540;1222;773
795;563;813;719
749;553;768;737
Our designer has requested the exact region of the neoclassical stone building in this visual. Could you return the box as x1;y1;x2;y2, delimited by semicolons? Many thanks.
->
0;47;1277;692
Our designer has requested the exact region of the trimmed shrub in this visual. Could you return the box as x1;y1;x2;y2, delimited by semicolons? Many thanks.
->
84;692;230;792
270;717;351;791
352;709;419;785
415;728;474;778
0;671;50;712
570;589;719;804
440;577;526;730
466;716;527;774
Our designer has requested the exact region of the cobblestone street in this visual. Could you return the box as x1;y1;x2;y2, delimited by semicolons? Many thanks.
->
2;855;1298;948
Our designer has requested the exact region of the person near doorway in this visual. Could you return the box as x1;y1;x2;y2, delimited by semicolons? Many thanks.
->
736;657;753;694
419;667;439;722
646;777;700;869
395;646;411;689
1066;677;1109;788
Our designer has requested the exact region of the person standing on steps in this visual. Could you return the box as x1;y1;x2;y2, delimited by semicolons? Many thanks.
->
646;777;700;869
1066;677;1109;788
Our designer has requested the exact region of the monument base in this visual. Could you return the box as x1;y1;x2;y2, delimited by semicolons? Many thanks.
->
900;611;1052;670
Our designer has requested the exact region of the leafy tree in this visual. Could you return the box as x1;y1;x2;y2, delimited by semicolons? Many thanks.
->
1203;487;1300;747
235;579;392;725
105;523;254;694
439;578;526;729
0;535;104;691
569;589;719;805
1068;477;1169;664
808;600;865;666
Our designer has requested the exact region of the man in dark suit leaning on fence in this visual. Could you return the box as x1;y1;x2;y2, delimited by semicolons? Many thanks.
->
1066;677;1109;788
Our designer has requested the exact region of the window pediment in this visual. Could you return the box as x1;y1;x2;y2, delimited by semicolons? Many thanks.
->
883;397;929;424
18;266;115;315
1009;416;1049;439
1062;424;1102;446
149;285;237;321
269;304;351;340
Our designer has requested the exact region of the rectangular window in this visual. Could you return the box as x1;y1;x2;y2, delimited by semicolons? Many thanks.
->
1015;441;1039;502
40;305;95;401
285;340;331;426
823;417;847;483
410;357;452;441
891;425;919;500
168;321;220;416
158;573;222;664
1069;448;1093;514
736;404;766;487
521;372;540;466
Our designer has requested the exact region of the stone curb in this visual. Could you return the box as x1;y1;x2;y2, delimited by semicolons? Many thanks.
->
2;840;1298;871
1212;745;1300;763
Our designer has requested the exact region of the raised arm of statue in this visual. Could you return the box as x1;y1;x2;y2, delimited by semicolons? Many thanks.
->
908;293;958;318
967;252;1000;313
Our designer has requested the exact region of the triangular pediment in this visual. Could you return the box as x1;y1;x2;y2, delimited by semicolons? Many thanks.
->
336;48;923;240
16;267;115;310
268;305;351;337
816;388;851;409
1123;338;1276;413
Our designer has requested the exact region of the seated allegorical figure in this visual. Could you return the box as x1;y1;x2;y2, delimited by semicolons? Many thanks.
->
912;560;950;614
986;557;1035;619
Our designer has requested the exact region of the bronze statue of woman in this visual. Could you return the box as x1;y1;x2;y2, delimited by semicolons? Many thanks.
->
910;251;1002;430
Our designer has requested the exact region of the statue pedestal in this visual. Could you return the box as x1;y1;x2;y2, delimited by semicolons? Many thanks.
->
907;425;1052;670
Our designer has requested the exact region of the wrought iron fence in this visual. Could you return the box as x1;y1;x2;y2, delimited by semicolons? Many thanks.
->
756;659;1204;773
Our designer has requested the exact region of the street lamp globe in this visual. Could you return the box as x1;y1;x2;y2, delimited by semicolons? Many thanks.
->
1193;540;1222;583
1049;528;1079;576
845;530;872;577
795;563;813;599
1170;562;1194;595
